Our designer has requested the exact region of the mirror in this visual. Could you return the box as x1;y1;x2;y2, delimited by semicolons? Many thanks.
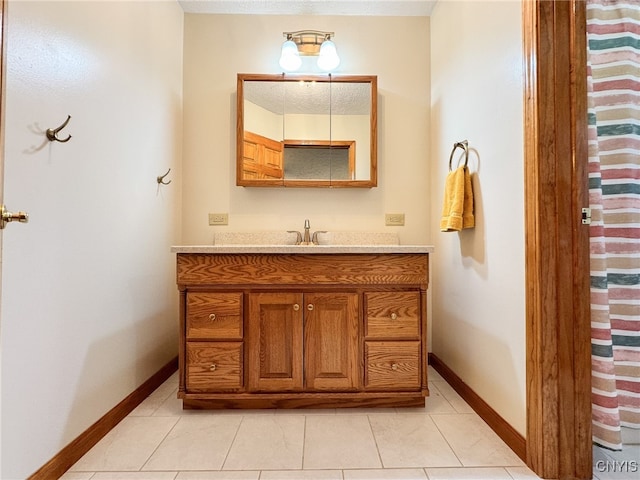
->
237;74;377;187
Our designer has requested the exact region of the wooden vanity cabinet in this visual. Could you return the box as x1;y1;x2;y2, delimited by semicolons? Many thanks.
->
175;252;429;409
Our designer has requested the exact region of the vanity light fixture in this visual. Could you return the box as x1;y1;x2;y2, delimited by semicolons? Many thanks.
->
279;30;340;72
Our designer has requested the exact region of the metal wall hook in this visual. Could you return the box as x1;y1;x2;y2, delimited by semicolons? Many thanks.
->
157;168;171;185
46;115;72;143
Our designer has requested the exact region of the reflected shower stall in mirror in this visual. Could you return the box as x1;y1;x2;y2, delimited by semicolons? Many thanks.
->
237;74;377;187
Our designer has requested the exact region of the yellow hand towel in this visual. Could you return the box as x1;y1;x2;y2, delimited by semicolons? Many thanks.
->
440;165;475;232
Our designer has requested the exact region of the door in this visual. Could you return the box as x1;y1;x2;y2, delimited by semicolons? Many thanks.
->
247;291;359;392
242;131;283;180
304;292;359;391
247;292;304;391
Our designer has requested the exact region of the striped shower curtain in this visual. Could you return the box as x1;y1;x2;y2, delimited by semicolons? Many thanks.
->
587;0;640;451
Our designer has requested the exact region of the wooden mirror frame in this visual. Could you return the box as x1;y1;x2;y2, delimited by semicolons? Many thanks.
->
236;73;377;188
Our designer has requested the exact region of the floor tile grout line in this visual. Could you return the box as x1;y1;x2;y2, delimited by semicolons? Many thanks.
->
301;414;308;470
366;413;386;469
130;377;179;418
433;382;475;415
367;415;386;469
149;387;180;417
427;413;465;468
138;416;181;472
221;414;246;471
425;381;459;415
148;383;180;416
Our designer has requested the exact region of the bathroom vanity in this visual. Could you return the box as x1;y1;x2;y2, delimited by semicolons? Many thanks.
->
171;244;432;409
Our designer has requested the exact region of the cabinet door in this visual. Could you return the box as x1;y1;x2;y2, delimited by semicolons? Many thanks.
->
247;292;303;391
304;292;359;391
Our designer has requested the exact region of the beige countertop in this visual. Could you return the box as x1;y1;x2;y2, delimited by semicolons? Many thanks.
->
171;244;434;254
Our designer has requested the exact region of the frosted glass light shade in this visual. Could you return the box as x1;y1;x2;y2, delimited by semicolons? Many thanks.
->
279;40;302;71
317;39;340;71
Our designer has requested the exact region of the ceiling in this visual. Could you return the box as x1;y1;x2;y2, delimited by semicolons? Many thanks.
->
178;0;437;16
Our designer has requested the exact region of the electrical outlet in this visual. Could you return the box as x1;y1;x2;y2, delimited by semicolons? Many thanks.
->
209;213;228;226
385;213;405;226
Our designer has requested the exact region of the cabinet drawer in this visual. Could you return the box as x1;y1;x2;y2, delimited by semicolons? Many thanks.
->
186;342;243;392
365;341;421;390
365;292;420;339
187;292;243;340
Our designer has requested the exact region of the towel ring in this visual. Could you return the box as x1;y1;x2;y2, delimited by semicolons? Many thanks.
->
448;140;469;171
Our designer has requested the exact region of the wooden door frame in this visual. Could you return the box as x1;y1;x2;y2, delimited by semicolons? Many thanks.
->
524;1;592;478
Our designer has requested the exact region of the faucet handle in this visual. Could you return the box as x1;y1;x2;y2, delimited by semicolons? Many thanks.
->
312;231;328;245
287;230;303;245
304;219;310;229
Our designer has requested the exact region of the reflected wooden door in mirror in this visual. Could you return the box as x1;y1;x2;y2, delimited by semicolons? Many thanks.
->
237;74;377;188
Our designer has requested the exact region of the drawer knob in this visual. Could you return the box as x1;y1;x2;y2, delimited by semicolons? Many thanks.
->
391;363;399;371
390;312;398;320
209;313;216;321
307;304;314;311
293;304;300;311
209;364;217;372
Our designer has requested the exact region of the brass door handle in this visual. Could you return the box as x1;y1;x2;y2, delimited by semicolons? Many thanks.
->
307;304;314;311
293;304;300;311
0;205;29;230
209;313;216;321
390;312;398;320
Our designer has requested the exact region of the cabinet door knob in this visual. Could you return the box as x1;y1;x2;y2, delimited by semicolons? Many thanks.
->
390;312;398;320
293;303;300;311
209;364;217;372
307;304;314;311
391;363;399;371
209;313;216;321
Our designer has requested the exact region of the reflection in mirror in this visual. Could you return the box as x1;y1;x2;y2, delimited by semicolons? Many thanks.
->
237;74;377;187
284;141;354;180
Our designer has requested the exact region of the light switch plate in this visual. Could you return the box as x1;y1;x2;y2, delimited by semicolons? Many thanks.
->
385;213;405;226
209;213;228;226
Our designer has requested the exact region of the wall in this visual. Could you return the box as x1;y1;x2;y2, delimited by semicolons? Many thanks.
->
0;1;183;478
182;14;430;244
429;1;526;434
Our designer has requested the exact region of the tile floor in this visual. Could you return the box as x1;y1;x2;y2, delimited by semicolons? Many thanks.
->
61;366;541;480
